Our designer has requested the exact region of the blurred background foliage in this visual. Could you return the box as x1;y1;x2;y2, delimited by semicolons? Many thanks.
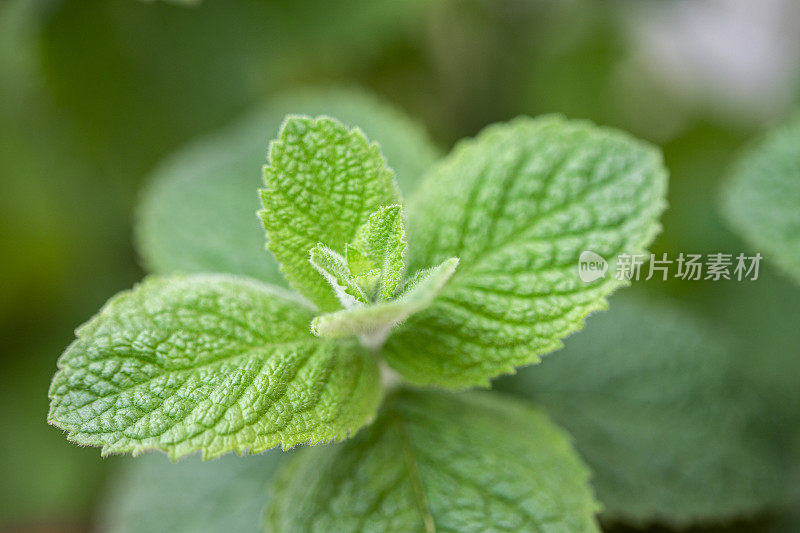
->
1;0;799;531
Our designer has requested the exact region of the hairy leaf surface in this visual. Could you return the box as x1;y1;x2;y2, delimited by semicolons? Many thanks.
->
496;296;784;526
384;115;668;387
102;452;285;533
260;116;400;311
351;204;407;300
309;243;368;307
136;88;439;283
311;257;458;340
48;274;381;460
266;389;600;532
723;114;800;283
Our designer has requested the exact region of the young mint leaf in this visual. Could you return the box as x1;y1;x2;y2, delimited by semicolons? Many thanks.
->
345;243;375;277
47;274;382;460
102;452;285;533
309;243;368;307
496;296;785;527
351;204;407;300
259;115;401;311
311;257;459;342
136;87;439;284
265;389;600;532
383;115;668;388
311;205;409;312
722;113;800;283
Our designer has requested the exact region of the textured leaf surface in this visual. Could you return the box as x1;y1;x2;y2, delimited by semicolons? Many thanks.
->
723;114;800;283
311;257;458;340
48;274;381;460
266;389;600;532
102;451;284;533
496;296;784;527
309;243;367;307
384;115;668;387
351;204;407;300
260;116;400;311
136;88;439;284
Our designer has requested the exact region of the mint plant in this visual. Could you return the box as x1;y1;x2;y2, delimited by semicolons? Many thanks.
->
49;109;670;530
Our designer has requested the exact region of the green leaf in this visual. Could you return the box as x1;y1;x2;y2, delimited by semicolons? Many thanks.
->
47;274;382;460
309;243;368;307
496;296;785;527
311;257;459;342
310;205;410;311
136;87;440;284
259;115;401;311
101;452;284;533
345;243;375;277
722;114;800;283
351;204;407;300
265;389;600;532
383;115;668;388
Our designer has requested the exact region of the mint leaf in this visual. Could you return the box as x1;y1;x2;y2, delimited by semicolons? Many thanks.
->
309;243;368;307
136;87;439;283
260;115;400;311
47;274;381;460
309;205;407;308
723;114;800;283
384;115;668;387
497;296;784;526
351;204;407;300
345;243;375;277
311;257;459;342
102;452;284;533
266;389;600;532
